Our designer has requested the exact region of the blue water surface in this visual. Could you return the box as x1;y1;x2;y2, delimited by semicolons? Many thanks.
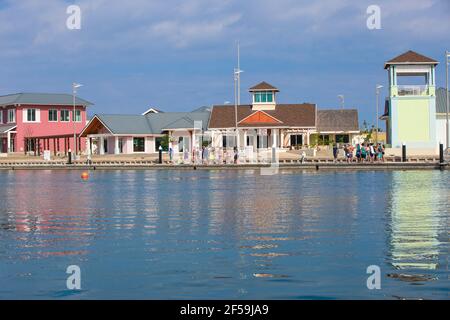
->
0;169;448;299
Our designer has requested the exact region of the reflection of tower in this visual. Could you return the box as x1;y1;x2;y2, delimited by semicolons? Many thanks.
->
389;171;442;270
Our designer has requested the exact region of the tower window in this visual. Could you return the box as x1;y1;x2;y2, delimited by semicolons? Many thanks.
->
254;91;274;103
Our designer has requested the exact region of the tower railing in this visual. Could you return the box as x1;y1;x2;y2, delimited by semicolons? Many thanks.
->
397;85;428;96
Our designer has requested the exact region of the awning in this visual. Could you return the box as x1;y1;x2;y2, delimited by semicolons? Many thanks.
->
0;124;16;134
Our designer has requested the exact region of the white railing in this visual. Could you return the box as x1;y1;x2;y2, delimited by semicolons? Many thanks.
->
397;85;428;96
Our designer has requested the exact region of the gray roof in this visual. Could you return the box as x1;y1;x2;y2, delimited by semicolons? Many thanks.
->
92;111;210;135
0;124;17;134
436;87;449;114
317;109;359;132
0;93;93;106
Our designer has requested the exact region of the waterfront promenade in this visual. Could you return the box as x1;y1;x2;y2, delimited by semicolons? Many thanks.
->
0;150;448;170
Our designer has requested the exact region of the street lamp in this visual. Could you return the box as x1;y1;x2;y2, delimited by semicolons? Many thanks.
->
338;94;345;109
72;83;83;155
376;85;383;145
446;50;450;151
234;41;243;149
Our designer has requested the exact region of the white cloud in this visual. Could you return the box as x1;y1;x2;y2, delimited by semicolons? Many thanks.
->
0;0;447;58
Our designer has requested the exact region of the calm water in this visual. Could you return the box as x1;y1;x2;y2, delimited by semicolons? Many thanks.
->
0;169;448;300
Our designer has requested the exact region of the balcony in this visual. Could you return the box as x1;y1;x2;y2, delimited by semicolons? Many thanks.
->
397;85;428;96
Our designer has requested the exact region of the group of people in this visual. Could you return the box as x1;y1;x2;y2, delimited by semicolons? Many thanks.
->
169;146;240;165
333;143;385;163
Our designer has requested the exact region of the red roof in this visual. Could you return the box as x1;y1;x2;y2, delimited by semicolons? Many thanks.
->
384;50;438;69
209;104;316;128
249;81;279;92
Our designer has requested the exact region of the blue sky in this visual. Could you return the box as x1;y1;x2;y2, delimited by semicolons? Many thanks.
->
0;0;449;128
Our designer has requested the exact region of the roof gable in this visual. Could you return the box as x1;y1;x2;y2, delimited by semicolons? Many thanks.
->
384;50;438;69
239;110;283;125
249;81;279;92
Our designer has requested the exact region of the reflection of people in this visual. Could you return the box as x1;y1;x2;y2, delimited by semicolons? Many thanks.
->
233;147;238;164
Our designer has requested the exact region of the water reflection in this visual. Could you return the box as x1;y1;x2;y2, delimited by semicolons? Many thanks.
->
0;169;448;299
387;171;447;282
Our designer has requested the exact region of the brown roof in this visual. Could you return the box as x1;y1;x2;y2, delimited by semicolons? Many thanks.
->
249;81;279;92
209;104;316;128
384;50;438;69
317;109;359;132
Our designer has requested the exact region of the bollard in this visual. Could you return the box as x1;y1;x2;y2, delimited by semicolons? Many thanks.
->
68;149;72;165
439;143;444;164
158;146;163;164
402;144;406;162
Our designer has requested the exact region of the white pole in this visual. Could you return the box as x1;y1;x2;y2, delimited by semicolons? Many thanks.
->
234;68;238;148
376;85;383;145
72;84;76;155
446;50;449;150
376;88;379;145
237;41;240;106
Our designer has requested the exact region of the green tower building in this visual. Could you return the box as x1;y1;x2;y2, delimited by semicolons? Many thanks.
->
383;50;438;151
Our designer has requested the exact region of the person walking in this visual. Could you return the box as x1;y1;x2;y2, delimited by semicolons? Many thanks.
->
169;147;174;164
369;144;375;163
361;144;366;162
356;144;361;163
333;144;339;163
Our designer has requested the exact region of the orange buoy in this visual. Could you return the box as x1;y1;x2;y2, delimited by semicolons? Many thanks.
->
81;172;89;180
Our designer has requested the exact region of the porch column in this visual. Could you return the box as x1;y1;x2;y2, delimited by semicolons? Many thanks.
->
272;129;278;148
168;131;173;150
280;131;285;148
243;130;247;147
87;137;92;155
236;129;240;148
191;130;195;151
7;131;11;153
306;130;310;146
114;136;120;154
99;137;105;155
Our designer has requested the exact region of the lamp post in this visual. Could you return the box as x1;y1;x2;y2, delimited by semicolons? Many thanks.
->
338;94;345;109
446;50;449;151
376;85;383;145
72;83;83;155
233;42;243;149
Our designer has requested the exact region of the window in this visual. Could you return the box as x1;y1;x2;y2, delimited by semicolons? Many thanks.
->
133;137;145;152
318;135;330;145
290;134;303;147
61;110;70;122
155;136;168;151
222;135;236;148
253;91;274;103
48;109;58;122
118;138;123;153
26;109;37;122
72;109;81;122
335;134;349;144
0;111;2;123
8;109;15;123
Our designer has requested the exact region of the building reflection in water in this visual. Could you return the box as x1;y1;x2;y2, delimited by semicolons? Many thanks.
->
387;171;445;273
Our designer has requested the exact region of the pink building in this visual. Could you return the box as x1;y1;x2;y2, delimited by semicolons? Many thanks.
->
0;93;92;155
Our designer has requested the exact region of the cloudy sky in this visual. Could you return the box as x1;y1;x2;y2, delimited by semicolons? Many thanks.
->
0;0;449;127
